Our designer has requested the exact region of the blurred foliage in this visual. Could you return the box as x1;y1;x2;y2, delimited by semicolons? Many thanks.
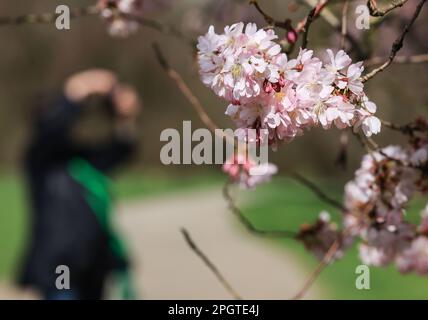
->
0;0;426;178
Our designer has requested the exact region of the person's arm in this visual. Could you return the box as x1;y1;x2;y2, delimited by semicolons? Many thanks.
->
80;119;138;172
28;70;119;165
82;84;141;172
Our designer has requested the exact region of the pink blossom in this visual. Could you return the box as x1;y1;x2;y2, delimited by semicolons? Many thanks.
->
359;244;395;266
336;62;364;96
410;144;428;165
223;153;277;189
98;0;143;37
197;24;381;149
418;205;428;234
396;237;428;275
197;22;283;102
325;49;352;74
342;142;428;272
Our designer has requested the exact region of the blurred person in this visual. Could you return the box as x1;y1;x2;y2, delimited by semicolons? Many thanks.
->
18;69;141;300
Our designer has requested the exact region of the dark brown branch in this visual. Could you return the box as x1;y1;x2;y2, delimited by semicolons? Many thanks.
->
340;0;349;50
249;0;288;29
0;6;194;46
362;0;427;83
365;54;428;66
180;228;242;300
249;0;274;25
152;43;221;134
252;0;364;57
223;182;297;238
368;0;408;17
285;171;346;211
352;130;375;153
0;5;99;26
295;0;329;32
301;7;316;49
127;14;195;46
381;118;428;135
299;0;364;58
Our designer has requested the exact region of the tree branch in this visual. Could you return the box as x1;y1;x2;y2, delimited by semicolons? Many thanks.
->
301;7;317;49
295;0;329;33
152;43;220;134
0;5;99;26
0;5;194;45
362;0;427;83
223;182;297;238
127;14;195;46
249;0;288;29
381;118;428;135
367;0;408;17
285;171;346;211
341;0;349;50
180;228;242;300
365;53;428;66
291;238;341;300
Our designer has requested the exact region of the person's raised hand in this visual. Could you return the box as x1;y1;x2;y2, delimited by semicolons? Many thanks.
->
112;84;142;120
64;69;118;103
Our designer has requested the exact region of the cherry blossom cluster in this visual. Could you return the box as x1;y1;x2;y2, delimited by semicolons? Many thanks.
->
343;141;428;274
223;153;277;189
197;22;381;149
296;134;428;275
98;0;143;37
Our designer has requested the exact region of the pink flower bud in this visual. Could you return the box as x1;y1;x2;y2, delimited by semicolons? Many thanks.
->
263;80;274;93
278;75;286;87
286;29;298;44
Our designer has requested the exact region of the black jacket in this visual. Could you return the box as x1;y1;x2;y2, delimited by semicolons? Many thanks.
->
20;94;135;299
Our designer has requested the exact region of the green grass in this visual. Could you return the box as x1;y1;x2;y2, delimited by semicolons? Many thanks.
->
240;177;428;299
0;174;27;280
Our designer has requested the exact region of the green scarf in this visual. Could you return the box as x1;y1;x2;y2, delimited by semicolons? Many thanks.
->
68;157;135;300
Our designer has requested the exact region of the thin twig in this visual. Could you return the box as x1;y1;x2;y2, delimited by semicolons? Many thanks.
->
367;0;408;17
0;6;194;46
340;0;349;50
180;228;242;300
249;0;288;29
352;130;375;153
152;43;220;134
127;14;195;46
291;238;341;300
249;0;274;25
299;0;365;58
381;118;428;135
223;182;297;238
362;0;427;83
365;54;428;66
301;7;317;49
0;6;99;26
298;0;339;27
252;0;363;57
284;171;346;211
296;0;329;33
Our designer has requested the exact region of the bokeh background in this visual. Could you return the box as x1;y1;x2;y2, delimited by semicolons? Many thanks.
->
0;0;428;299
